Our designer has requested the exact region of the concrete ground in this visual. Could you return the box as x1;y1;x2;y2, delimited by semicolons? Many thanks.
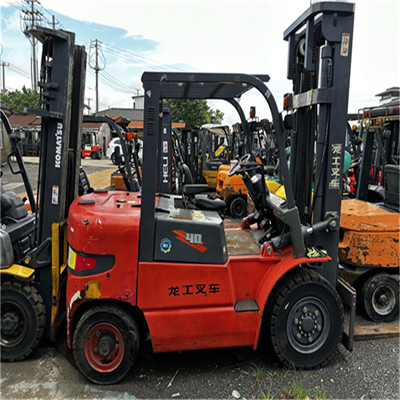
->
1;321;399;399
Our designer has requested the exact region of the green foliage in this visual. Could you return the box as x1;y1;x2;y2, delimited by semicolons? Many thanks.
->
163;99;224;128
283;377;308;399
314;384;327;400
0;86;39;114
259;390;275;400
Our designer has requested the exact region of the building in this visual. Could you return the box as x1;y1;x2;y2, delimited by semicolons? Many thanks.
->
95;107;185;130
376;87;400;105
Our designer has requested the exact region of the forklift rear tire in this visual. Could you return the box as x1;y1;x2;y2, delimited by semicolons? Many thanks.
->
73;305;139;385
268;268;343;369
229;197;247;219
1;280;46;361
360;273;399;323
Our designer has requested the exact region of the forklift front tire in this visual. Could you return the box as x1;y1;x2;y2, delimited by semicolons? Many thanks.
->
1;280;46;361
73;305;139;385
268;268;343;369
229;197;247;219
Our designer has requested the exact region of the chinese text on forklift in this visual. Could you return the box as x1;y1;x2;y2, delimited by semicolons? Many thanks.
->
1;2;364;385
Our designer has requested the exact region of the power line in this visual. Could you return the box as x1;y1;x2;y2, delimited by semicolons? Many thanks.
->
87;67;134;94
102;42;185;72
5;61;31;79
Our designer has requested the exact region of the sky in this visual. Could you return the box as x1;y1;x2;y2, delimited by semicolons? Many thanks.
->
1;0;399;125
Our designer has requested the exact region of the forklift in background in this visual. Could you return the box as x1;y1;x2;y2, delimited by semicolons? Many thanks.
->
339;102;399;322
65;2;356;384
216;108;278;218
0;26;86;361
81;131;102;159
198;124;232;188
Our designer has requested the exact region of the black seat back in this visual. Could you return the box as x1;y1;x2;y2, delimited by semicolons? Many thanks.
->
1;186;28;221
384;164;399;212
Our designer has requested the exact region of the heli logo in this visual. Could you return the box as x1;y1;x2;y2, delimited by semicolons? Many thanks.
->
173;230;207;252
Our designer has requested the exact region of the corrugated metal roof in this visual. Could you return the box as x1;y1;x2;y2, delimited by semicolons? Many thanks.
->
82;122;103;129
96;108;144;121
127;120;185;129
9;114;41;128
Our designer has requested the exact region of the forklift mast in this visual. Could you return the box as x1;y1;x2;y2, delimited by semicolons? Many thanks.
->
26;26;86;337
284;2;355;284
27;26;86;243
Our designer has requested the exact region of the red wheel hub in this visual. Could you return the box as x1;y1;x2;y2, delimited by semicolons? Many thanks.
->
85;323;124;373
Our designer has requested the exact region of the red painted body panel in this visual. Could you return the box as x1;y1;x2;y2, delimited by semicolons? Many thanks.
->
144;307;259;352
67;191;141;346
137;248;330;352
66;191;330;353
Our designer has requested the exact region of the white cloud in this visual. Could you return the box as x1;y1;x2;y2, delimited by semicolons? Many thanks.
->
2;0;399;120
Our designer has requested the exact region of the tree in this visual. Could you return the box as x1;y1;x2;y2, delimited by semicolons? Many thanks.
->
163;99;224;128
0;86;40;115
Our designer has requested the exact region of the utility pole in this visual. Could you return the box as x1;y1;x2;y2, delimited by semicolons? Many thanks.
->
94;39;100;113
88;39;104;113
86;98;93;114
30;0;37;91
21;0;43;92
1;62;9;93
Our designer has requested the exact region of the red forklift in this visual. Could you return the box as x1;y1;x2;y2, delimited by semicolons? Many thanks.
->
81;131;102;159
1;26;86;361
66;2;356;384
0;27;136;363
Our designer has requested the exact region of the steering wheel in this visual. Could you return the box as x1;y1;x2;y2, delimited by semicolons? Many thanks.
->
228;154;251;177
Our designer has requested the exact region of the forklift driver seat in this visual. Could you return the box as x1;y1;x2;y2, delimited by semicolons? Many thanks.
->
179;163;226;214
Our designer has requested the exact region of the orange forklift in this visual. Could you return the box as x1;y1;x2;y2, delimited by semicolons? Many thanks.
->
65;2;356;384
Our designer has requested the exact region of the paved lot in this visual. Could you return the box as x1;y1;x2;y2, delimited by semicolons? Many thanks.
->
1;156;115;195
1;321;399;399
1;158;399;399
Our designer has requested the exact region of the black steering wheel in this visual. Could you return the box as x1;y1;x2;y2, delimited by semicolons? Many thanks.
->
228;154;252;177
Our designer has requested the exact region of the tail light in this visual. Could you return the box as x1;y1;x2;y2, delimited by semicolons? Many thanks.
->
107;140;112;148
75;254;96;271
69;248;96;271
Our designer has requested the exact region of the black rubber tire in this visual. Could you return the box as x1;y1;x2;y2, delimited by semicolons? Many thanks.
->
1;280;46;361
360;273;399;323
229;197;247;219
268;268;343;369
90;152;97;160
97;150;102;160
73;305;139;385
111;153;116;165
